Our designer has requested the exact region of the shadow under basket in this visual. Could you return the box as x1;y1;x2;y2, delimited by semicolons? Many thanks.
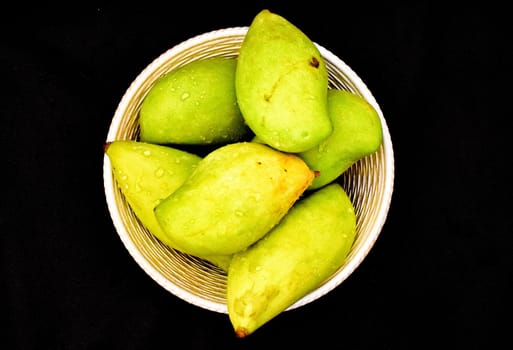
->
103;27;395;314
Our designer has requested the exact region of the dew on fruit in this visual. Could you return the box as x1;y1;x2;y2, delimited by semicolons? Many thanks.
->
155;168;165;178
249;264;263;273
317;142;328;154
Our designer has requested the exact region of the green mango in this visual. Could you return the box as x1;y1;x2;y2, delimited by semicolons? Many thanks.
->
235;9;332;153
227;183;357;337
139;57;250;145
299;89;383;190
154;141;315;256
105;140;232;272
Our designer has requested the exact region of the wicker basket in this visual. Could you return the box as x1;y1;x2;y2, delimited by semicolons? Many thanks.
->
103;27;394;314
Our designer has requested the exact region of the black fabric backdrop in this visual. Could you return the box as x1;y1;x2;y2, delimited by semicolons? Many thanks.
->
2;2;511;349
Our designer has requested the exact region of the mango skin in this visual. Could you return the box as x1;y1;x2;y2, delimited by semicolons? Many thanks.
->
300;89;383;190
139;57;249;145
105;140;231;272
154;141;315;256
227;183;357;337
235;9;332;153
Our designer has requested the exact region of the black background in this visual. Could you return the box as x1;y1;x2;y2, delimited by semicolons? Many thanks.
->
2;2;511;349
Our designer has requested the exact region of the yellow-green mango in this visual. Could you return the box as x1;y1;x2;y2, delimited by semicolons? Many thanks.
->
104;140;232;272
235;9;332;153
139;57;250;145
154;141;315;256
227;182;357;337
300;89;383;190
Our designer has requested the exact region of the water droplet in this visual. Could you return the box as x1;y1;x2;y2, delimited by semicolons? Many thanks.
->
317;142;328;153
143;150;151;156
160;183;169;193
249;263;263;273
155;168;165;178
181;92;190;100
235;210;244;217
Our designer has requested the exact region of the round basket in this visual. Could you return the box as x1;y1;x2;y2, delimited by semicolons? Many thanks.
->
103;27;394;314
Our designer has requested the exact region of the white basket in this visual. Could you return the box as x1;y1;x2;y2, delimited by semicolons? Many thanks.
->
103;27;395;314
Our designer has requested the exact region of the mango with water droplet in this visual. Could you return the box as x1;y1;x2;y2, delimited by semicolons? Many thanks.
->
235;9;332;153
104;140;232;272
227;183;357;337
154;141;315;256
139;57;250;145
299;89;383;190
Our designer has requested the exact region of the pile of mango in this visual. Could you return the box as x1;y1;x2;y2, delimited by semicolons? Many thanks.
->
105;9;382;338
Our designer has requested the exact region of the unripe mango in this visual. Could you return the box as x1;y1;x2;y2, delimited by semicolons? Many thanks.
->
227;183;357;337
154;142;315;256
104;140;231;272
300;89;383;190
235;9;332;153
139;57;250;145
